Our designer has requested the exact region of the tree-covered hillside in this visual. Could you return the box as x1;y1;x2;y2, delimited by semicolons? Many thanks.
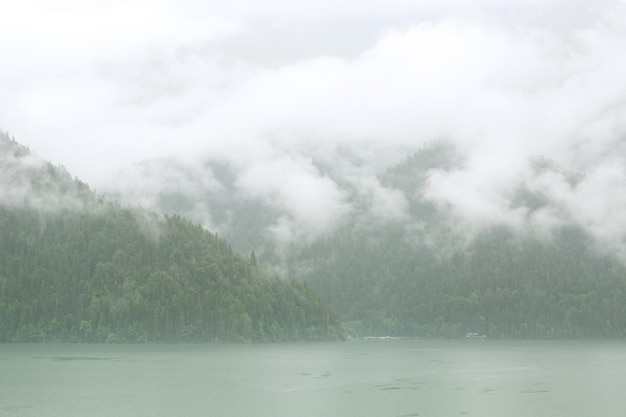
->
0;132;343;342
293;143;626;338
295;224;626;338
102;138;626;339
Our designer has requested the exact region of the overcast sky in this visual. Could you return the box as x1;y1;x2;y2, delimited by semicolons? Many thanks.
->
2;0;626;253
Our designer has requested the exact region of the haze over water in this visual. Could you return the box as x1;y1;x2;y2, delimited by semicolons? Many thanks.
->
2;339;626;417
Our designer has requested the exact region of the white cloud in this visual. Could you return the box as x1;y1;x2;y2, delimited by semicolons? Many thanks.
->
2;0;626;253
236;151;351;243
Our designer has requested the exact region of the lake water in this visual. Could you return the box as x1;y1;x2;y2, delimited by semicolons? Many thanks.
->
2;339;626;417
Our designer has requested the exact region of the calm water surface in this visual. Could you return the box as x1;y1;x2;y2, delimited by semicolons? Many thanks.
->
2;339;626;417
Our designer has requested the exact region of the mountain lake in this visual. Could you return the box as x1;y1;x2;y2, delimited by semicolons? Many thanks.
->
2;339;626;417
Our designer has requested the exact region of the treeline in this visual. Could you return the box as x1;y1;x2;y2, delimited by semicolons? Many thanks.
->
0;133;344;343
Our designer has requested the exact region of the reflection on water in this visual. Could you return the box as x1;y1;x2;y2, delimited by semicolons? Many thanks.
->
2;340;626;417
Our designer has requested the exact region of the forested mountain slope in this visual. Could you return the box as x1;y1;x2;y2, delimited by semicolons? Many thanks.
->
103;138;626;339
296;223;626;338
0;132;343;342
294;143;626;338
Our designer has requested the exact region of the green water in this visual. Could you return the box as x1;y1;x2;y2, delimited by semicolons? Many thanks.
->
2;339;626;417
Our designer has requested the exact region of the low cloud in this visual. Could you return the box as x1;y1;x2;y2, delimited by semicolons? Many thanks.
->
2;0;626;256
0;132;88;213
236;151;351;243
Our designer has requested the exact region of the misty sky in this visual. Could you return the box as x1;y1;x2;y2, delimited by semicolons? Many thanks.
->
2;0;626;254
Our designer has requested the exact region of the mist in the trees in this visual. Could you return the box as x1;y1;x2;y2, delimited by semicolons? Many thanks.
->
2;0;626;340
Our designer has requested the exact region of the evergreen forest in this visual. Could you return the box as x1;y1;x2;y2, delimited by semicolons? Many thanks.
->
292;145;626;338
131;140;626;339
0;132;343;342
4;129;626;342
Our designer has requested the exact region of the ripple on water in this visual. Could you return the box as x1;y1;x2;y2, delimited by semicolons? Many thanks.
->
34;356;117;361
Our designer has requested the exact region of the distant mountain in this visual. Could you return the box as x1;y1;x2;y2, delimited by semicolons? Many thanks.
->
106;157;280;260
294;144;626;338
108;139;626;338
0;131;344;342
